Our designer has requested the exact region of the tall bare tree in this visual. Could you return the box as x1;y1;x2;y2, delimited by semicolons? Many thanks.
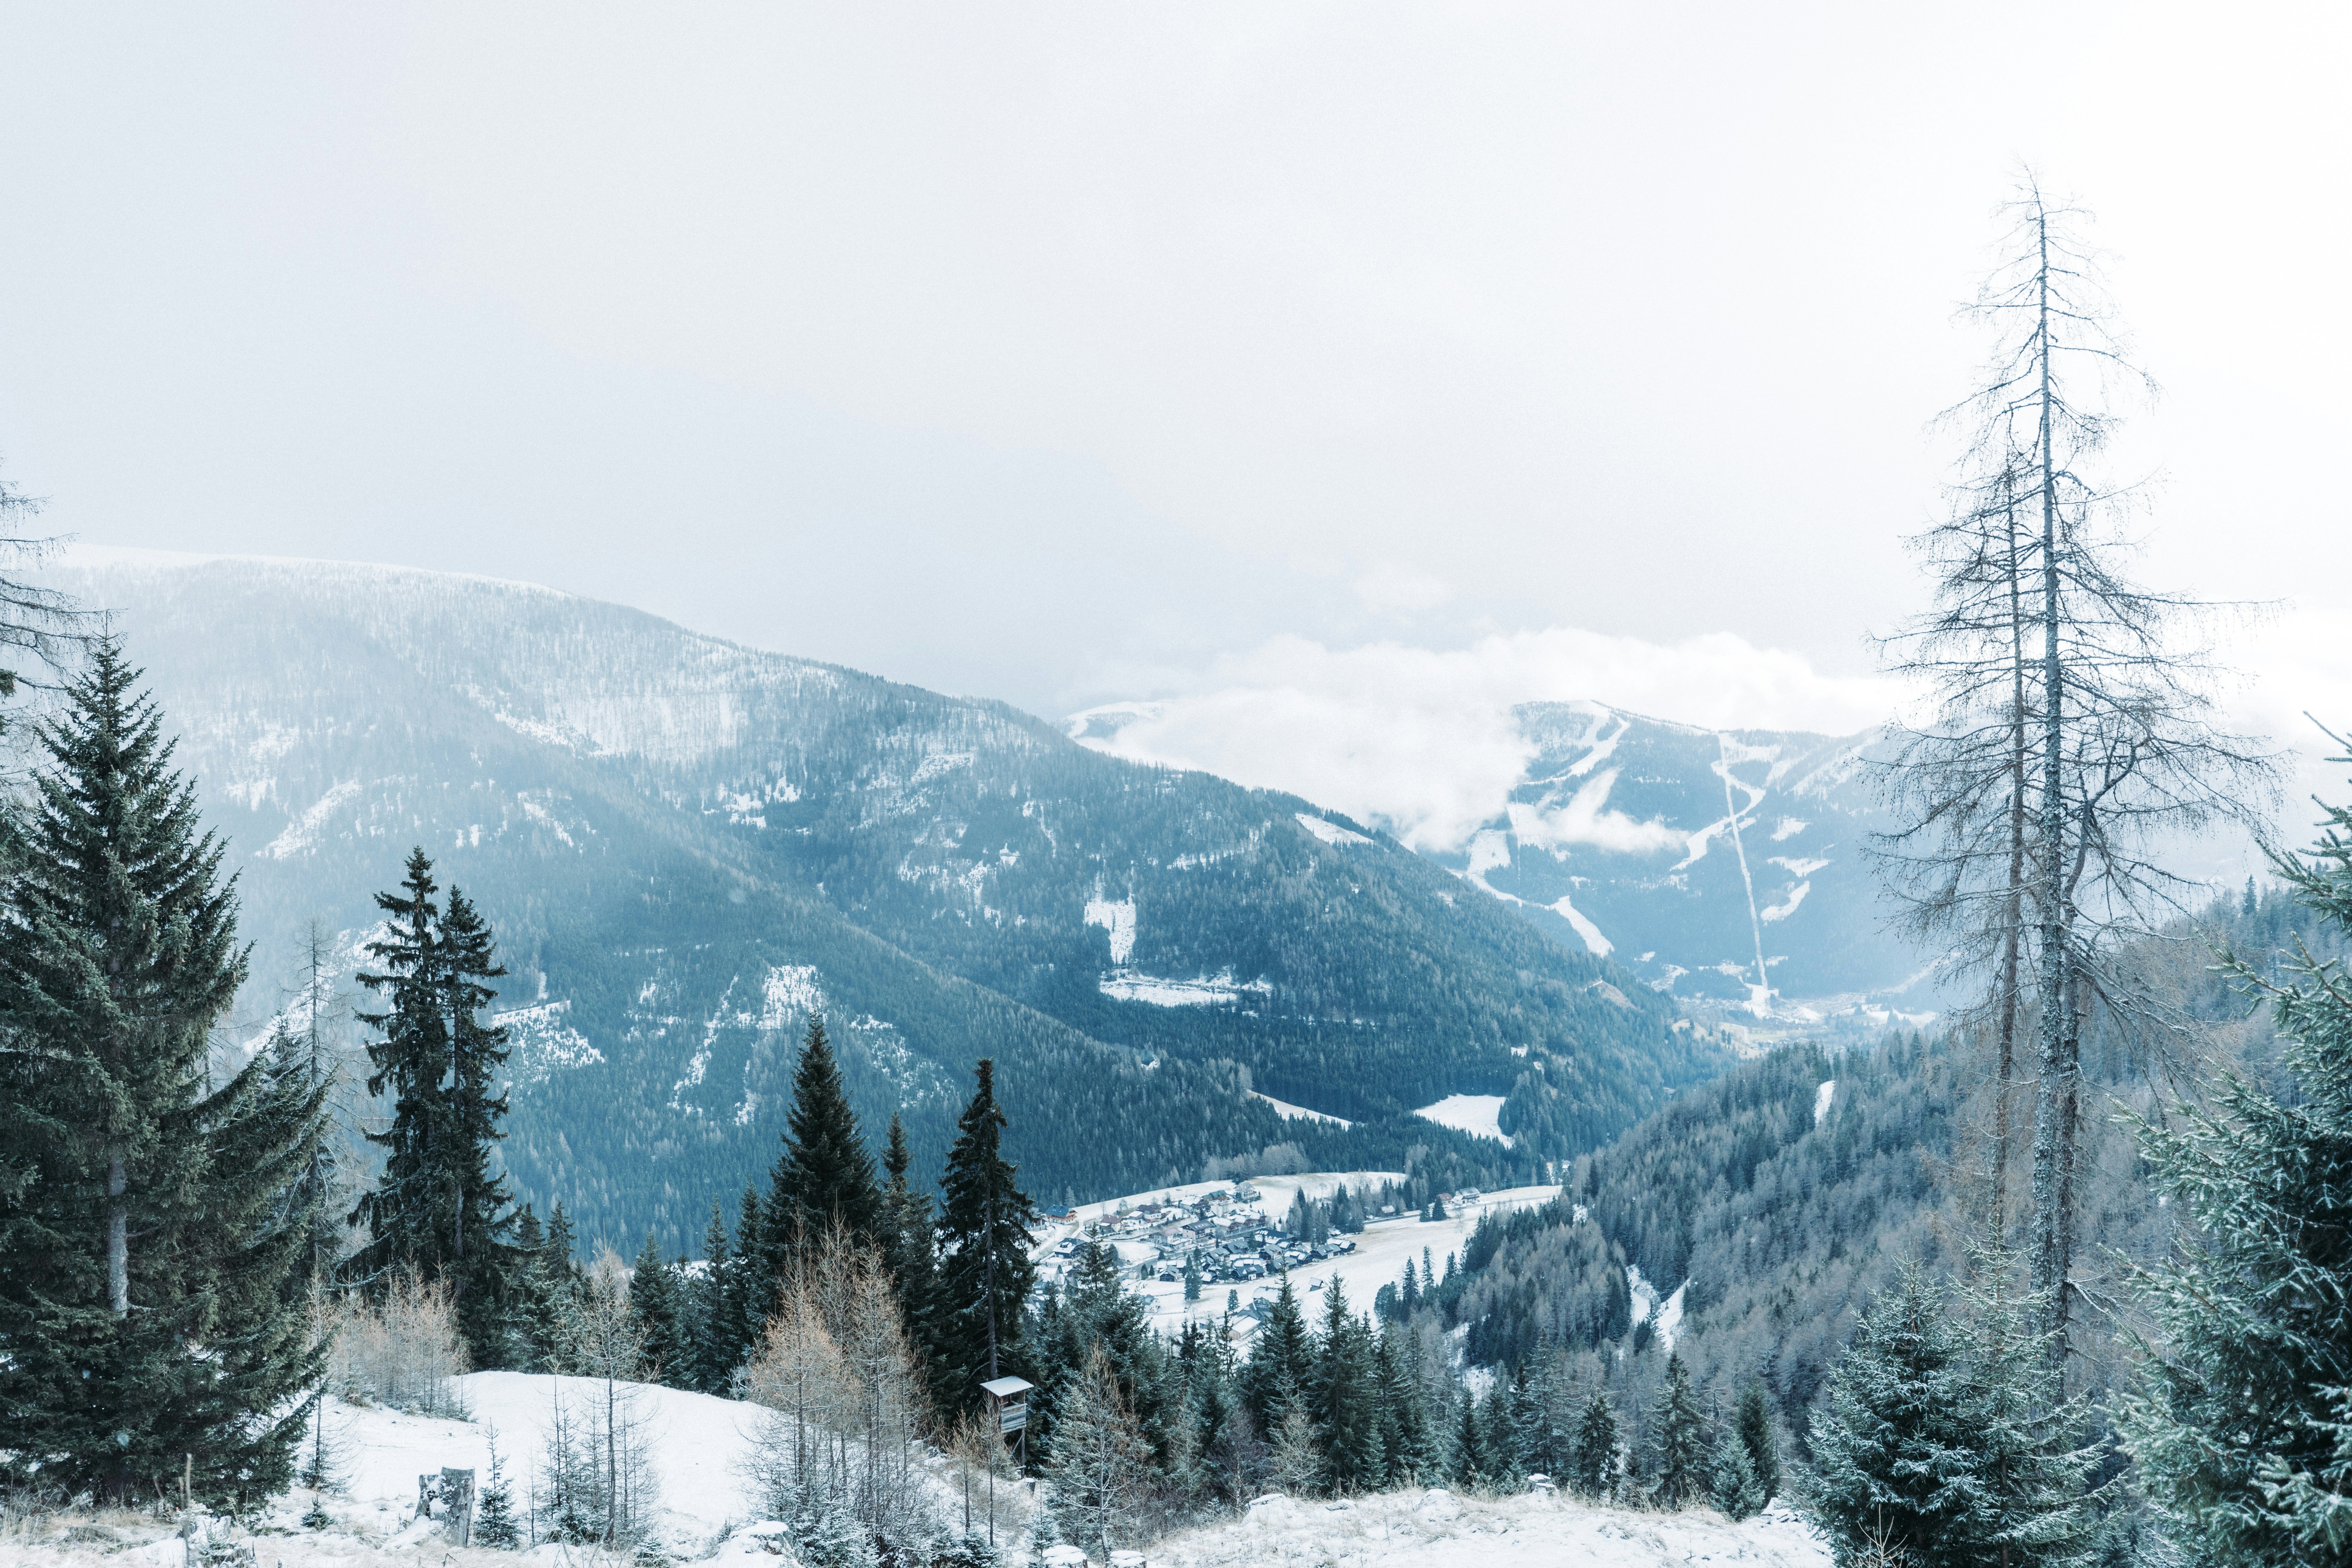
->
0;467;88;710
1875;175;2277;1356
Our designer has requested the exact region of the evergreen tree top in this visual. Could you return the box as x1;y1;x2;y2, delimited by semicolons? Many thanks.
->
767;1014;881;1243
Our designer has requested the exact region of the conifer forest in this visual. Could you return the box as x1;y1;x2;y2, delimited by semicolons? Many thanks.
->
1;34;2348;1568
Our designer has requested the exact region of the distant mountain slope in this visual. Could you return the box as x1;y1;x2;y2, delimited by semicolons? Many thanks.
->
33;552;1727;1251
1435;701;1916;1004
1073;697;1927;1010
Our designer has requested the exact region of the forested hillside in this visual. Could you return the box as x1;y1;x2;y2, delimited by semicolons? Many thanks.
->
1422;876;2334;1453
32;552;1727;1250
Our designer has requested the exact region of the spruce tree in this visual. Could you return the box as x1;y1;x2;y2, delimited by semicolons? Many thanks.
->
1572;1391;1619;1499
347;852;520;1364
761;1015;882;1283
1803;1260;2088;1567
1242;1274;1313;1435
475;1436;520;1548
1735;1378;1780;1505
0;639;328;1505
877;1111;945;1404
1710;1427;1765;1520
2121;779;2352;1565
936;1059;1039;1406
629;1232;685;1386
690;1198;736;1394
1309;1280;1382;1494
1650;1353;1707;1507
714;1182;765;1378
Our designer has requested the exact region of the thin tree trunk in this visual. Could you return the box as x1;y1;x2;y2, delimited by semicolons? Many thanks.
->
107;1150;129;1316
2029;194;2072;1352
1994;471;2028;1242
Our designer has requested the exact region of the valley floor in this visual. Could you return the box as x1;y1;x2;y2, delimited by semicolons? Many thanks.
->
0;1371;1828;1568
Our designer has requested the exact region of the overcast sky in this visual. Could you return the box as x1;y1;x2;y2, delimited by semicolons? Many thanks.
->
2;4;2347;842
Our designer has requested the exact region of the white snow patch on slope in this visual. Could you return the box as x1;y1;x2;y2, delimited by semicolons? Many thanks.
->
494;1000;603;1082
1415;1094;1513;1147
1772;816;1809;839
1085;898;1138;964
1769;855;1830;876
1550;894;1613;956
1654;1282;1687;1354
1100;969;1268;1007
1815;1079;1836;1125
260;779;360;859
1624;1265;1687;1352
758;964;823;1030
1759;880;1812;922
1295;812;1374;847
1253;1091;1353;1128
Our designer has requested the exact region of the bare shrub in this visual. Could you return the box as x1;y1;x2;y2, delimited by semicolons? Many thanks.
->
535;1246;660;1550
328;1268;470;1415
742;1225;936;1556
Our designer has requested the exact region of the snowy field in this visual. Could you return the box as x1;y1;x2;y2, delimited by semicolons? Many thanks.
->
0;1373;1829;1568
1153;1489;1830;1568
1032;1174;1563;1332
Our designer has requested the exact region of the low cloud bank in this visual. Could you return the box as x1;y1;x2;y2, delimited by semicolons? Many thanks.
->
1071;626;1898;852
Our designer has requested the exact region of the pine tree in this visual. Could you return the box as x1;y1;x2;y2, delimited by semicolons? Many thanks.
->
2120;778;2352;1565
1710;1427;1765;1520
1651;1353;1707;1507
1183;1250;1201;1303
1571;1391;1619;1500
877;1112;945;1406
629;1232;686;1386
0;639;328;1506
346;852;520;1365
1452;1394;1491;1489
718;1182;766;1379
1735;1378;1780;1506
1802;1260;2089;1567
475;1434;520;1548
691;1198;737;1394
760;1016;882;1288
936;1059;1040;1407
1242;1273;1314;1436
1310;1279;1382;1494
512;1201;582;1371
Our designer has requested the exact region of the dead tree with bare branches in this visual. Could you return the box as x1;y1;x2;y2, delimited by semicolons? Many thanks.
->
1875;175;2278;1359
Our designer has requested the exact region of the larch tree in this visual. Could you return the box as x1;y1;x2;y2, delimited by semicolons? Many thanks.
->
1874;175;2275;1339
0;639;328;1505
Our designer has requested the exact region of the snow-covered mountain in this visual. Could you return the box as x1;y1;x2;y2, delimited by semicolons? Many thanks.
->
1074;696;1926;1013
1431;701;1919;1006
31;551;1723;1251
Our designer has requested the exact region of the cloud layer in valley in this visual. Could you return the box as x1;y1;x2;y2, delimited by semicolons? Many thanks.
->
1069;626;1898;852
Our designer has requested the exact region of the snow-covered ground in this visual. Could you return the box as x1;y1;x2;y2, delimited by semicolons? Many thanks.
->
1412;1094;1513;1147
1152;1488;1829;1568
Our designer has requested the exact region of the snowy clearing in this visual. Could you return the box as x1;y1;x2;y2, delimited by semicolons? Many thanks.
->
1293;812;1374;847
1251;1091;1353;1127
1152;1488;1829;1568
1097;969;1268;1006
1414;1094;1513;1148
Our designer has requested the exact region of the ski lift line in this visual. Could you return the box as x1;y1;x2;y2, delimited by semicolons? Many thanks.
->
1716;733;1771;1007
